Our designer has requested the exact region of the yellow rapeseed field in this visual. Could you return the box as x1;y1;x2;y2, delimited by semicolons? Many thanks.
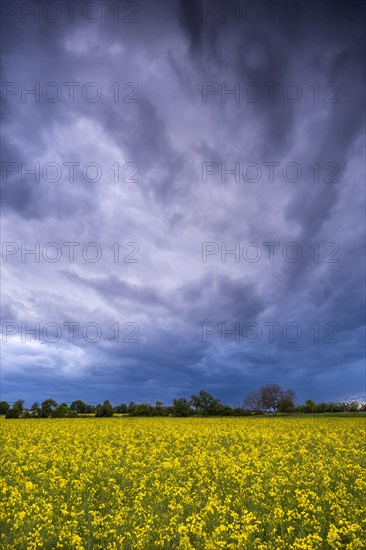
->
0;417;365;549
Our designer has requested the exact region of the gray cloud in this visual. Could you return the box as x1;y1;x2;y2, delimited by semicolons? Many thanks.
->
1;0;365;405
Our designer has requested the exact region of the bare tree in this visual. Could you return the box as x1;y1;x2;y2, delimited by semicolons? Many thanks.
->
245;385;296;413
260;384;284;413
244;389;263;412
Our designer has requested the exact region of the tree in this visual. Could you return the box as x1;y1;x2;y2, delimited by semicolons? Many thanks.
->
132;403;155;416
190;390;221;415
0;401;10;415
260;384;285;413
345;401;359;412
13;399;24;415
30;402;40;416
5;408;20;419
114;403;128;414
41;399;58;418
172;398;191;417
54;402;70;417
244;385;296;413
95;400;113;417
153;401;168;416
283;388;296;403
220;404;235;416
127;402;137;414
244;389;263;412
277;389;296;413
302;399;317;413
70;400;87;414
277;397;295;413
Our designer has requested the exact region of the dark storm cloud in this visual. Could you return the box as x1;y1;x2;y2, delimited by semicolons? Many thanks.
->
60;269;265;324
1;0;365;405
61;270;168;310
284;41;365;238
178;0;204;53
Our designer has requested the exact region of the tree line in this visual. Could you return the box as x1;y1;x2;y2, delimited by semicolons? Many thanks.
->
1;384;364;418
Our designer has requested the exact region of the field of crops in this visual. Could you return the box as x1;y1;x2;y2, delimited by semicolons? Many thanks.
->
1;417;365;549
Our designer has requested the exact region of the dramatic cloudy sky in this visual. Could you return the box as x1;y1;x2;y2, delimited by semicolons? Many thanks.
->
1;0;365;406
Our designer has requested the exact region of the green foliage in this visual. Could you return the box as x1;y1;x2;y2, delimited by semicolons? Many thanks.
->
114;403;128;414
131;403;155;416
172;398;191;417
95;400;114;417
53;403;70;418
190;390;221;415
13;400;24;414
30;402;40;416
70;400;87;414
5;408;20;419
127;402;137;414
301;400;361;414
40;399;58;418
0;401;10;415
2;389;364;419
302;399;317;413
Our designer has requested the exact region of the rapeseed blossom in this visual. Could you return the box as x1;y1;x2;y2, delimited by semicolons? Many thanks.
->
0;417;365;549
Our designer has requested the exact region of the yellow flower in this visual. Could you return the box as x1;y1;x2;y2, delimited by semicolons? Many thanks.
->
0;416;364;549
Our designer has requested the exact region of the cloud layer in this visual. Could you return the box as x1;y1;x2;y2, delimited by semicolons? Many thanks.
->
1;0;365;406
